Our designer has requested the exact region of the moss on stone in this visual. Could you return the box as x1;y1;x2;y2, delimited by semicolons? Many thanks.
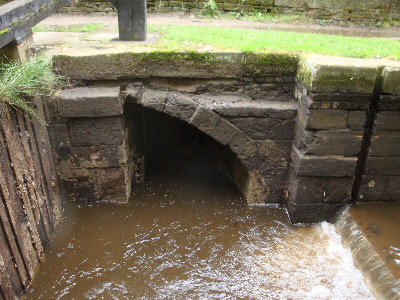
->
382;66;400;95
296;56;381;94
130;51;218;64
0;29;8;36
243;52;299;75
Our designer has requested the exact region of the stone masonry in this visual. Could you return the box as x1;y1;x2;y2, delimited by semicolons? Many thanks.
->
286;55;400;223
53;76;297;205
358;67;400;203
52;87;135;202
48;51;400;223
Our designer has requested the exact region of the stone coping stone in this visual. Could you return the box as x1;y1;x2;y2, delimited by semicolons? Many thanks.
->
56;86;123;117
50;48;400;96
382;66;400;95
51;51;299;80
296;54;400;95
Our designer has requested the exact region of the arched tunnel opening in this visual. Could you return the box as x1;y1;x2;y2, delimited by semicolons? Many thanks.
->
125;101;248;205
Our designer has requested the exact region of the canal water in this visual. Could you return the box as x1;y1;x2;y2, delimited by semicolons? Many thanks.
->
25;155;373;299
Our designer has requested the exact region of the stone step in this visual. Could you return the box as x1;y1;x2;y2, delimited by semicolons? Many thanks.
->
56;86;123;118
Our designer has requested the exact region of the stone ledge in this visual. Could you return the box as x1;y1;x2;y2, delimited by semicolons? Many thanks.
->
382;66;400;96
52;51;299;81
296;55;380;94
291;146;357;177
57;87;123;117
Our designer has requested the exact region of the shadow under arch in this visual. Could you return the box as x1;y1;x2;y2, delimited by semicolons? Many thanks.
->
124;87;269;204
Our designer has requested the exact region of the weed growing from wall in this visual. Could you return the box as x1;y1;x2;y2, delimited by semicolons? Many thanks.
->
0;56;62;118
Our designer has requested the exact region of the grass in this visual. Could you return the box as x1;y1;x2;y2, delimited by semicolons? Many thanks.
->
206;10;400;28
0;56;61;118
148;24;400;60
33;24;105;33
0;0;13;5
222;11;315;24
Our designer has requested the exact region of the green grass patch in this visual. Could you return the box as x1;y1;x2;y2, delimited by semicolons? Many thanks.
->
222;11;315;24
0;0;13;5
205;10;400;28
33;24;105;33
148;24;400;60
0;56;62;118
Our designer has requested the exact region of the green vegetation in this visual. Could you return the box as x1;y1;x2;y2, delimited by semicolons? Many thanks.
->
204;10;400;28
0;29;8;35
33;24;105;33
148;24;400;60
0;56;61;117
202;0;220;18
223;11;314;24
0;0;13;5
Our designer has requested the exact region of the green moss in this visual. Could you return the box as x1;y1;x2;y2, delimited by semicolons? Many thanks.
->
243;52;299;74
33;24;105;33
0;28;8;36
133;51;218;64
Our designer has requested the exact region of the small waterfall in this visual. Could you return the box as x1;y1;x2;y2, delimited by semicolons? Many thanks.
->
336;209;400;300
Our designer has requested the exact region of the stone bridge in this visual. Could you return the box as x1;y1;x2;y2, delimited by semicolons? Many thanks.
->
47;51;400;223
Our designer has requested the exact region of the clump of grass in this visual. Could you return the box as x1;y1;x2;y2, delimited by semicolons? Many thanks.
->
0;56;61;118
33;24;105;33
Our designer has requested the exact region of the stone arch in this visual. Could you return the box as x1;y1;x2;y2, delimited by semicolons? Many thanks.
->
123;87;269;204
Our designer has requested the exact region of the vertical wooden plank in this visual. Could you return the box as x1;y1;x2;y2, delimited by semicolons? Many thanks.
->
0;252;15;300
0;218;23;299
0;107;41;277
15;111;51;242
0;186;29;289
24;113;54;231
32;97;62;226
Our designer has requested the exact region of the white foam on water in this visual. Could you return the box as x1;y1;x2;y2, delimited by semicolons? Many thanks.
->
309;222;375;300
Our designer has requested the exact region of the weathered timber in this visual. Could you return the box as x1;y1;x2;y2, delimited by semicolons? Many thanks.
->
0;101;62;298
0;0;74;49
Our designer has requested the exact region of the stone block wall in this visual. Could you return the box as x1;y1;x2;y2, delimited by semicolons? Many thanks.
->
287;55;400;223
50;66;298;205
60;0;400;22
50;86;136;203
358;67;400;202
50;51;400;223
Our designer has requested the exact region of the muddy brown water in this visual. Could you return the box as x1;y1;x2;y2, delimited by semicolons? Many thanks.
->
25;155;373;299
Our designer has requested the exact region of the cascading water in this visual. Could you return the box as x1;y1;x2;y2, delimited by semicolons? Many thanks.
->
336;209;400;300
